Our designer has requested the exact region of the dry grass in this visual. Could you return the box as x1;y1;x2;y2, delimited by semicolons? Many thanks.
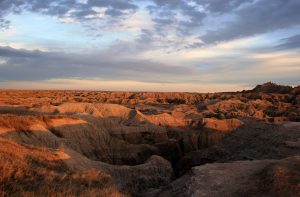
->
0;115;38;132
0;138;125;197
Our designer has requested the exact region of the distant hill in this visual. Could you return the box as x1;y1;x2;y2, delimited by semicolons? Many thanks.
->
251;82;293;94
292;85;300;94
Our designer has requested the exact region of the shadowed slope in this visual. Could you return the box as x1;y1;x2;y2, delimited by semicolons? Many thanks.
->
0;115;174;196
175;119;300;176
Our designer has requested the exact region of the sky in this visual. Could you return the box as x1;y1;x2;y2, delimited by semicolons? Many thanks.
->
0;0;300;92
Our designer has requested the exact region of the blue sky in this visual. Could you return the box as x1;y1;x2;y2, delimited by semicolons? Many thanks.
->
0;0;300;92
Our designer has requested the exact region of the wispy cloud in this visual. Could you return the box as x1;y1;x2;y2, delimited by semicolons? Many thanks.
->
277;34;300;50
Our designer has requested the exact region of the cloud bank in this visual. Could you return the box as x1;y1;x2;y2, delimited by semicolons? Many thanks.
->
0;0;300;91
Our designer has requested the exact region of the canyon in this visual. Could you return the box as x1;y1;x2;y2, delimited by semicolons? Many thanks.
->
0;82;300;196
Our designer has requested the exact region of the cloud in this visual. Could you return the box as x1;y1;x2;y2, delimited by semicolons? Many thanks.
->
0;0;300;92
87;0;137;13
142;0;256;48
199;0;255;13
147;0;206;35
277;34;300;50
0;0;138;29
0;18;10;31
0;46;195;83
130;0;300;50
201;0;300;44
1;0;300;50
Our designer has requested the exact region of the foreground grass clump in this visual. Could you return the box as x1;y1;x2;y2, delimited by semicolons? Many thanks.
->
0;138;124;197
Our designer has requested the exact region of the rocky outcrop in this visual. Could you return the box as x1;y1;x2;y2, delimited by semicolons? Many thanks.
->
48;102;134;119
150;156;300;197
1;83;300;122
60;147;173;196
175;119;300;176
0;137;172;196
0;115;158;165
203;118;243;132
292;85;300;95
252;82;293;94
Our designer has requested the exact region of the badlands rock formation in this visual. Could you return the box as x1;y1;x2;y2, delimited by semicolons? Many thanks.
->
0;83;299;196
151;156;300;197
